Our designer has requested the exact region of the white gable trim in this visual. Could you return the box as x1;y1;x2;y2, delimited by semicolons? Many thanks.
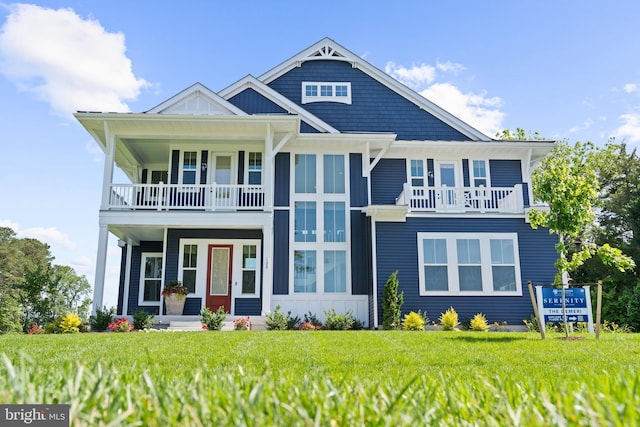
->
146;82;248;116
258;37;490;141
219;75;339;134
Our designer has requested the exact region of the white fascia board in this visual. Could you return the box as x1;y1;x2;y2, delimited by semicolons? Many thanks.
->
294;132;396;150
257;37;491;141
145;82;248;116
99;210;273;229
219;75;339;134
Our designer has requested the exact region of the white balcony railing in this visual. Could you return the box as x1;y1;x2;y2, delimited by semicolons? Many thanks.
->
108;183;265;211
396;183;524;213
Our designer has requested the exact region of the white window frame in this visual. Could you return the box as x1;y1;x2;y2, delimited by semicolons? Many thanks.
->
181;244;198;294
245;151;263;186
289;151;351;295
302;82;352;105
180;150;200;185
470;159;490;188
417;232;522;296
239;243;261;298
138;252;163;307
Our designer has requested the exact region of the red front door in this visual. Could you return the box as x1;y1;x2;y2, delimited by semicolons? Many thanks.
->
206;245;233;313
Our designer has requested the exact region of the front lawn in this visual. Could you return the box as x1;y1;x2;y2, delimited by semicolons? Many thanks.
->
1;331;638;425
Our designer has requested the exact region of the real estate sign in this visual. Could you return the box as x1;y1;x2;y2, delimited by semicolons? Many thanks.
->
536;286;594;333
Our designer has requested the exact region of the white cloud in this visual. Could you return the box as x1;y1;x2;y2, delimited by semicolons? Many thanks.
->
623;83;638;94
615;112;640;145
420;83;505;137
0;4;148;116
385;61;436;89
436;60;465;73
568;119;594;134
0;219;77;250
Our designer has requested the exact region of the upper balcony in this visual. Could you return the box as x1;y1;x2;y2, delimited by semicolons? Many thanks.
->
396;183;525;214
108;183;265;211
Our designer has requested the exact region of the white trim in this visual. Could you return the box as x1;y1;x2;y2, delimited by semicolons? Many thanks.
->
469;159;491;188
146;82;248;116
244;151;263;186
138;252;163;307
302;82;352;105
417;232;522;296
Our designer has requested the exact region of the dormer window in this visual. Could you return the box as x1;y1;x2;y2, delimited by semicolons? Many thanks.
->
302;82;351;104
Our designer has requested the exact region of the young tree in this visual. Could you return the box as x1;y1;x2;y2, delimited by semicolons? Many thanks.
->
528;141;634;337
382;271;403;330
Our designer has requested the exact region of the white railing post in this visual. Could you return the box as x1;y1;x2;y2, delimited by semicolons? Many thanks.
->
514;184;524;213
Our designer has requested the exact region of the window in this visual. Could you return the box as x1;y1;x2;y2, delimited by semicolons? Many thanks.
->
140;253;162;304
294;154;316;193
324;251;346;293
291;154;349;294
472;160;488;187
301;82;352;104
491;239;516;291
294;250;316;293
418;233;521;295
324;154;345;193
410;160;425;186
150;170;168;184
294;201;316;242
247;152;262;185
182;244;197;293
241;245;257;294
182;151;198;184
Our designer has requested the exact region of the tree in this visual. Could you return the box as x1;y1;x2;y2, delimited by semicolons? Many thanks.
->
528;141;634;337
573;144;640;329
382;271;403;330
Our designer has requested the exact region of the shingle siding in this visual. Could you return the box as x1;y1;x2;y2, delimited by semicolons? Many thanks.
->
375;217;557;325
268;60;470;141
228;88;288;114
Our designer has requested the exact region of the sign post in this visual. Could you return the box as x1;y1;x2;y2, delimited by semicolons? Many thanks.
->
536;286;594;333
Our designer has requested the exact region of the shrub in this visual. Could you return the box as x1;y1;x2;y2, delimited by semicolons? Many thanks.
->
299;322;317;331
287;312;301;330
402;312;425;331
303;312;323;329
132;310;155;330
60;313;82;333
44;320;61;334
265;305;288;330
324;308;357;330
108;318;133;332
233;317;251;330
382;271;403;330
200;307;227;331
439;307;460;331
27;323;44;335
90;306;115;332
470;313;489;332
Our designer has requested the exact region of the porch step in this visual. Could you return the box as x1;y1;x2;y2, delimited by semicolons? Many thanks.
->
167;316;266;331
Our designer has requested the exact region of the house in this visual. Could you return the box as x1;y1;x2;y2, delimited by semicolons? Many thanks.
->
75;38;557;328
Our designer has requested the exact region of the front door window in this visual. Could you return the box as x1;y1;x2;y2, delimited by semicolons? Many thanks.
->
206;245;233;312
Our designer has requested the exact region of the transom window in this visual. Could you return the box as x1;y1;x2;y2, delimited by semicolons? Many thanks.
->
418;233;521;296
291;153;349;294
302;82;352;105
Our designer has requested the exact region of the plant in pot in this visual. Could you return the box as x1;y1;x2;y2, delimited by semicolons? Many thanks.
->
162;280;189;315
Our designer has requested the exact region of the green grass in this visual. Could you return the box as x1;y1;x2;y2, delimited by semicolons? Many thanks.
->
1;331;639;426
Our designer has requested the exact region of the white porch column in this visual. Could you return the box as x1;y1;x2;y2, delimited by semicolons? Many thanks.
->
261;223;274;315
371;218;379;329
101;123;116;209
121;238;133;316
264;126;274;210
92;224;109;315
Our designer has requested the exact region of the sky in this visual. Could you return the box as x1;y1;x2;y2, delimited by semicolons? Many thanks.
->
1;1;640;308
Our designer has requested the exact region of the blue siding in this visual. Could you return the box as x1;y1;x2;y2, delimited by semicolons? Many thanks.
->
375;217;557;325
462;159;470;187
228;88;287;114
349;153;368;207
127;241;163;316
350;212;371;295
371;158;406;204
300;121;321;133
274;152;290;207
273;210;290;294
268;60;471;141
235;298;261;316
490;159;529;206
